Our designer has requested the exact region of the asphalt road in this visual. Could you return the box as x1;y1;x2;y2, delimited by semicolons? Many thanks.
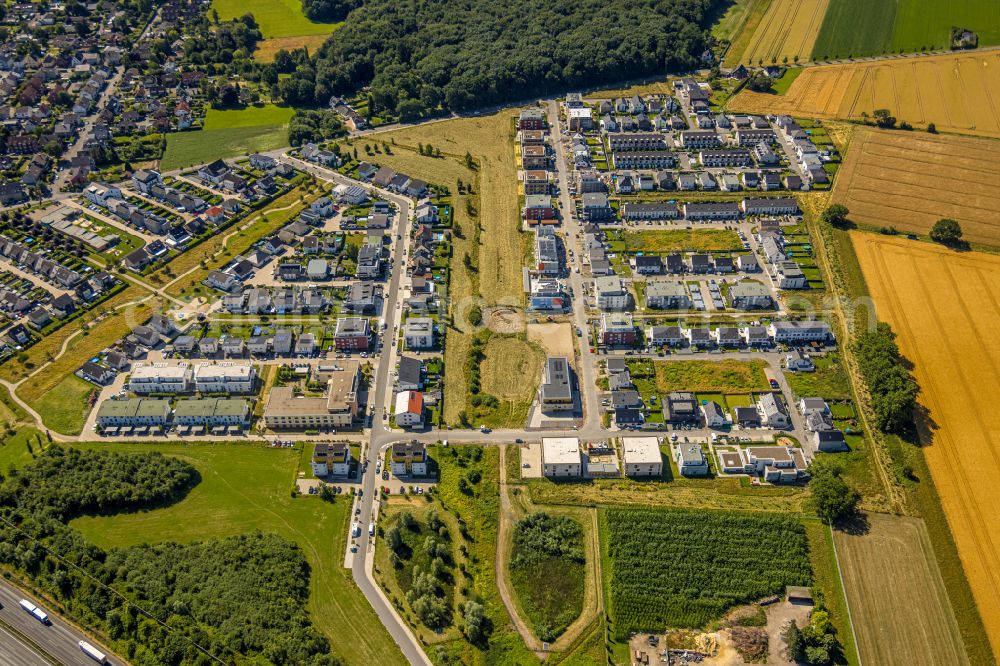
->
277;154;432;666
0;578;118;665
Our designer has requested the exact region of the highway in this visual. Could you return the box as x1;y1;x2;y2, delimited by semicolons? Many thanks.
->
0;577;118;665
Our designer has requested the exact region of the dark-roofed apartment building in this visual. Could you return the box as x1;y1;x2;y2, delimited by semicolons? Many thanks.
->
539;356;574;413
741;197;799;215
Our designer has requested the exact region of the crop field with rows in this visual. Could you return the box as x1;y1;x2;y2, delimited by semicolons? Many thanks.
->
603;508;811;636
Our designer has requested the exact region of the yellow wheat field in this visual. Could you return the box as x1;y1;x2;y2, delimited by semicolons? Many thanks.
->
737;0;829;66
852;232;1000;658
833;128;1000;246
729;51;1000;138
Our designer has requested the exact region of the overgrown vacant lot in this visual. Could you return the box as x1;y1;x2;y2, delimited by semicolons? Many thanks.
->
832;128;1000;246
732;0;828;65
255;34;333;61
71;442;406;666
509;513;586;643
618;228;743;253
834;513;969;666
728;50;1000;138
603;508;810;636
477;334;544;428
632;359;770;394
852;232;1000;658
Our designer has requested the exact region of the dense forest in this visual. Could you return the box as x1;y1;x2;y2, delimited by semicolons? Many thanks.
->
0;446;196;519
276;0;717;118
301;0;362;22
0;448;338;666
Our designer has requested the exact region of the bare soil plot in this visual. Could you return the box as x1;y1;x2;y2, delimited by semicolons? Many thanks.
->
832;128;1000;246
527;322;575;358
737;0;829;66
728;51;1000;138
833;513;968;666
852;232;1000;658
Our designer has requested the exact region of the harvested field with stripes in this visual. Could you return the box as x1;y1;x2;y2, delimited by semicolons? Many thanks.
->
733;0;829;66
852;232;1000;659
833;129;1000;246
728;51;1000;138
834;513;968;666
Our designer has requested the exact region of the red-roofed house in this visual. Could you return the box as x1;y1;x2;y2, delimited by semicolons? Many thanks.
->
205;206;225;223
394;390;424;428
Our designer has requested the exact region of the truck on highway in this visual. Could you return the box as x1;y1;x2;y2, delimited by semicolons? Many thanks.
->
351;522;361;538
78;640;108;664
19;599;50;625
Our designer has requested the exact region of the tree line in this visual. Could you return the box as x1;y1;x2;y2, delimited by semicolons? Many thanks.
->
275;0;717;119
851;322;919;435
0;448;339;665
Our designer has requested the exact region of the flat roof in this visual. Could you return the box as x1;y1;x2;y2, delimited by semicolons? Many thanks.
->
265;387;329;416
622;436;661;465
97;398;139;418
542;437;581;465
326;360;360;410
676;444;705;464
719;450;745;468
747;446;793;462
173;398;216;417
131;363;190;380
195;363;254;380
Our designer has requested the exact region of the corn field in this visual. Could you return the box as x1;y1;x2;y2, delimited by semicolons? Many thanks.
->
605;508;811;637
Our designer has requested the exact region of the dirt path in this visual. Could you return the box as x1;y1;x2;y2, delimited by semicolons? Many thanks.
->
497;446;605;655
495;445;545;656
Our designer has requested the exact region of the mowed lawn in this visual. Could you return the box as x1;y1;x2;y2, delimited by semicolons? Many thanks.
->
27;374;95;436
833;513;968;665
161;105;295;170
851;232;1000;659
70;442;407;666
213;0;336;38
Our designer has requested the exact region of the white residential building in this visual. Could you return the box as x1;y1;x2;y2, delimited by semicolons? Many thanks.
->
128;363;193;394
621;436;662;477
542;437;582;477
403;317;435;349
194;363;256;394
